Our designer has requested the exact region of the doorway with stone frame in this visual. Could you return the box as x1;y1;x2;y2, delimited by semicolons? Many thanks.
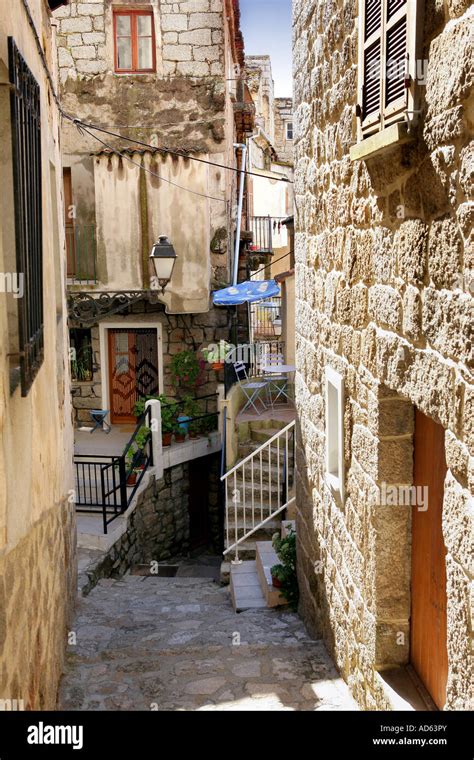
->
372;392;448;710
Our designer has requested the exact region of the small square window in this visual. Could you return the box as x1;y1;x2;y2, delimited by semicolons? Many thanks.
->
325;367;345;501
286;122;294;140
113;10;155;73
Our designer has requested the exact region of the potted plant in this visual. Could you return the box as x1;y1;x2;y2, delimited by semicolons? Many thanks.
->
170;350;201;389
188;418;201;439
270;529;299;610
174;418;186;443
160;403;175;447
182;396;200;437
134;426;151;469
270;565;285;588
126;450;138;485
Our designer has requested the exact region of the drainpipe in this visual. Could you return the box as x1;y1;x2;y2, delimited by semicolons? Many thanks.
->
232;142;247;286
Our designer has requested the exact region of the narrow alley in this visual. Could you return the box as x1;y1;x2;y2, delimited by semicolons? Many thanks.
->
59;570;357;711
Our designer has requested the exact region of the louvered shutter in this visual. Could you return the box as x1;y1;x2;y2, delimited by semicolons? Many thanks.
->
361;0;383;135
383;0;408;122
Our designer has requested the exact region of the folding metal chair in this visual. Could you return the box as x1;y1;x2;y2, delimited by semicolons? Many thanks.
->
234;362;269;415
261;354;288;407
89;409;111;434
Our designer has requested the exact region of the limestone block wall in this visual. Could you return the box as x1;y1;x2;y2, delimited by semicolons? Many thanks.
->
293;0;473;710
0;502;76;709
54;0;225;80
274;97;294;164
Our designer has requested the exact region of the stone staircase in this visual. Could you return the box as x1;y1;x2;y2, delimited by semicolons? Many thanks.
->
229;521;296;612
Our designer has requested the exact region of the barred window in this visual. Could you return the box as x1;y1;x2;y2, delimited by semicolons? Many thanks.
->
9;38;44;396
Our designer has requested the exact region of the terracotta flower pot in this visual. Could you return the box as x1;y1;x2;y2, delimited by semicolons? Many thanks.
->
162;432;172;447
272;575;283;588
212;362;224;371
127;472;137;486
175;433;186;443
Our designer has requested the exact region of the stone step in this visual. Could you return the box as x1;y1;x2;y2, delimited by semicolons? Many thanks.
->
230;480;282;498
250;427;291;444
237;440;295;457
226;516;281;532
229;560;266;612
255;541;286;608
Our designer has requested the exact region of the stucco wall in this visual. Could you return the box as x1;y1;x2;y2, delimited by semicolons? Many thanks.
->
0;0;76;708
293;0;473;710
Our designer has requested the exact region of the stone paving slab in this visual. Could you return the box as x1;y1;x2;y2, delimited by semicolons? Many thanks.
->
59;576;358;711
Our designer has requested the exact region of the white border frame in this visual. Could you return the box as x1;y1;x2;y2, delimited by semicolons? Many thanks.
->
99;319;164;415
325;366;345;503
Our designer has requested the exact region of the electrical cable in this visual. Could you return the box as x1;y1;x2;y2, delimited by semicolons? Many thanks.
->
77;122;228;203
67;117;293;184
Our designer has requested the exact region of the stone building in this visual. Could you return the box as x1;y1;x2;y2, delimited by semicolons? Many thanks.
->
52;0;254;424
274;97;294;166
0;0;76;709
51;1;255;565
293;0;473;710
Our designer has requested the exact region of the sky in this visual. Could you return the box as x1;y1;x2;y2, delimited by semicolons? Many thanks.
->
240;0;292;97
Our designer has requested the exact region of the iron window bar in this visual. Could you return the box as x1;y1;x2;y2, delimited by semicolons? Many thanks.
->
8;38;44;396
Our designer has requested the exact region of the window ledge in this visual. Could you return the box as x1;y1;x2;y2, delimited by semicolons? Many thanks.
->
350;122;413;162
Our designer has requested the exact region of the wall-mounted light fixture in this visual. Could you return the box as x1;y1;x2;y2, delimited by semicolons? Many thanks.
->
149;235;177;293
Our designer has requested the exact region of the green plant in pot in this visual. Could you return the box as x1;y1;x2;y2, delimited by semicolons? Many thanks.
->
183;396;201;437
170;350;200;389
270;529;299;610
173;417;186;443
160;402;175;447
125;448;139;485
134;426;150;469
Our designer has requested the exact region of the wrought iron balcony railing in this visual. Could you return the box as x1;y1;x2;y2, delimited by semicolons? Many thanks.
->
249;216;290;254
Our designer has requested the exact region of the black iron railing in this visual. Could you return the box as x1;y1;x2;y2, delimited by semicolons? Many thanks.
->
74;407;153;534
161;393;220;435
250;296;282;340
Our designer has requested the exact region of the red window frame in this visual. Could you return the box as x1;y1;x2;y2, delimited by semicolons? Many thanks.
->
113;9;156;73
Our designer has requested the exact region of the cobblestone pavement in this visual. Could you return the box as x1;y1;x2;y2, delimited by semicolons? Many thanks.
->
59;576;358;711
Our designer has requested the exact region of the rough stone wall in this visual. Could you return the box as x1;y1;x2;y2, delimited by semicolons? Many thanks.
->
0;501;76;709
274;97;294;164
245;55;275;141
78;456;222;595
293;0;473;710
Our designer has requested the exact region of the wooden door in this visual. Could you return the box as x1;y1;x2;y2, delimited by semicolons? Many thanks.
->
63;168;75;277
188;457;210;550
411;409;448;709
108;329;159;424
108;330;137;424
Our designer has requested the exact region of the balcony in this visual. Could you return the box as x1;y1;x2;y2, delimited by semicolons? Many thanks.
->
247;216;290;271
66;224;98;285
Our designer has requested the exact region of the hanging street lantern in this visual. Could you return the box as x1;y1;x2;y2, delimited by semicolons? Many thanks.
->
149;235;177;293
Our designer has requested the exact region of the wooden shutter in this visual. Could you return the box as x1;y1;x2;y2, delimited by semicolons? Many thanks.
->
383;0;408;123
361;0;382;135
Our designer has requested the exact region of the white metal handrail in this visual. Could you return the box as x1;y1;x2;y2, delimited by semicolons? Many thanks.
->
221;420;295;561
